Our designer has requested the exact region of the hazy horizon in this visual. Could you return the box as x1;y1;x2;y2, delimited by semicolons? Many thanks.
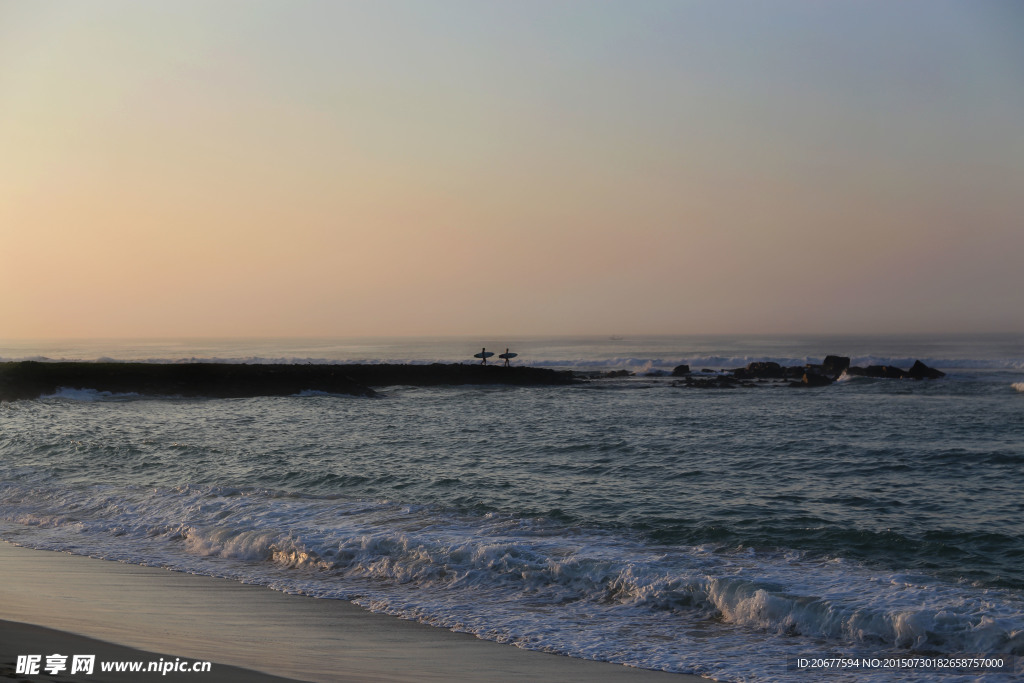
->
2;330;1024;343
3;1;1022;339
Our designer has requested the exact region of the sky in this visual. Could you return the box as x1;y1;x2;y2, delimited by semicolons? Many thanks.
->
1;0;1022;338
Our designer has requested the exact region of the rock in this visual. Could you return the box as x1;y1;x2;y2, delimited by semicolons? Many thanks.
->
846;365;907;379
800;372;833;387
671;364;691;376
733;361;785;379
822;355;851;377
679;375;738;389
576;369;633;379
907;360;945;380
840;362;942;380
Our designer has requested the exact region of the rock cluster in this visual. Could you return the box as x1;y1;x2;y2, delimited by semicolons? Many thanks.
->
845;360;946;380
662;355;945;389
671;364;691;377
3;356;947;400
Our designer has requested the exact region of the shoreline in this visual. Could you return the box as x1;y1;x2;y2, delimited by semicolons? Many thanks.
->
0;541;707;682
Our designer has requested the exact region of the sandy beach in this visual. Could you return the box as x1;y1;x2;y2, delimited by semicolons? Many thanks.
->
0;620;298;683
0;541;704;682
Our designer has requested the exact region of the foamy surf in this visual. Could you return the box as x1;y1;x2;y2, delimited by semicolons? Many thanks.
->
3;335;1023;682
1;480;1021;682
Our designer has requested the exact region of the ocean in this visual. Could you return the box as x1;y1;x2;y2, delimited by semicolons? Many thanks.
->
1;334;1022;681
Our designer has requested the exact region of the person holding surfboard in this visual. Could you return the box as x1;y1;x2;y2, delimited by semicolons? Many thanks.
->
474;347;494;365
498;348;518;367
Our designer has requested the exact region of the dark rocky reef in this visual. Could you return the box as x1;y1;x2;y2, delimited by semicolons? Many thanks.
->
731;361;787;380
571;369;634;380
667;357;946;389
676;374;751;389
0;362;577;402
798;371;833;388
907;360;946;380
0;355;948;400
845;361;945;380
845;365;907;379
822;355;851;376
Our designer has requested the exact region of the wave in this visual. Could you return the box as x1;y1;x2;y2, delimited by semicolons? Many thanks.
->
1;481;1021;680
41;387;141;401
1014;383;1024;393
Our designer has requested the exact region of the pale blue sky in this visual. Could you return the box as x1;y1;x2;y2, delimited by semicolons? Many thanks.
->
1;1;1021;337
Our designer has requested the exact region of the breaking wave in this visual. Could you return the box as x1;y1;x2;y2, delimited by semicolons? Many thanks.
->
41;387;141;401
1;481;1021;681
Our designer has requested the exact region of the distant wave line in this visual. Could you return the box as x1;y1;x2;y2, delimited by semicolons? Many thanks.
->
2;355;1021;370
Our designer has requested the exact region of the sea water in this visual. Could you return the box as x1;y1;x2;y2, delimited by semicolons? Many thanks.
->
1;335;1022;681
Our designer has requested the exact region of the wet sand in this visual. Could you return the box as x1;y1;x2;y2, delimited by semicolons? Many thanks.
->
0;542;706;682
0;620;299;682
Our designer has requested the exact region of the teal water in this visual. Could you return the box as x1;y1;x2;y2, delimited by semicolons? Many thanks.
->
1;335;1022;680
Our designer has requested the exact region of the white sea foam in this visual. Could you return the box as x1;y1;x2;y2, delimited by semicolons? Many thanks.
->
1013;383;1024;393
1;481;1021;681
3;336;1023;681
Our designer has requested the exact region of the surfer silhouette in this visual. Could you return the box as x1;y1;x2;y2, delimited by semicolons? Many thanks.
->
474;347;494;365
498;348;518;367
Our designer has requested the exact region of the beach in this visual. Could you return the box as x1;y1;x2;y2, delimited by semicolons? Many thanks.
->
0;542;700;682
1;335;1022;681
0;619;296;683
5;0;1023;677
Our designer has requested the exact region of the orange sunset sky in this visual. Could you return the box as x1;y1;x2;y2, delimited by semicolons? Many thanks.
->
2;1;1022;339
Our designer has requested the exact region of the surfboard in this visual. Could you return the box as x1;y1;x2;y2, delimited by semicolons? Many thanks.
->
498;352;518;360
474;352;494;359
